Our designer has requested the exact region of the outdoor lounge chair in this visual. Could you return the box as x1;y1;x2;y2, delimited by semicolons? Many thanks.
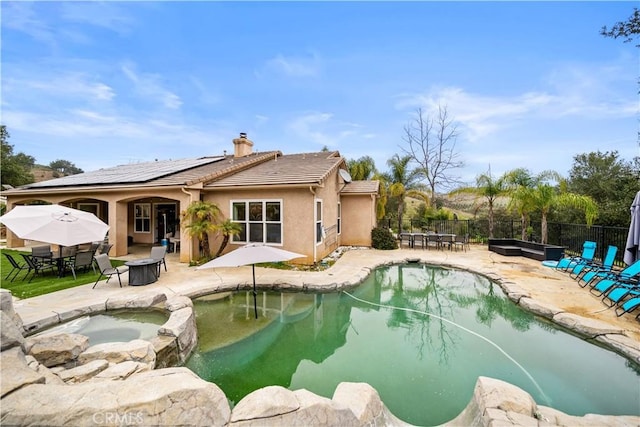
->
614;296;640;318
600;281;640;308
92;254;129;288
587;260;640;297
542;240;596;270
572;245;618;284
3;253;29;282
20;253;57;283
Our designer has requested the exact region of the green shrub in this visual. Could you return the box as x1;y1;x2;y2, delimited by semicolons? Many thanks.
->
371;227;397;250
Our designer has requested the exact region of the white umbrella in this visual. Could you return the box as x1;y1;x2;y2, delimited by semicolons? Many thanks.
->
0;204;109;247
197;243;305;318
624;191;640;266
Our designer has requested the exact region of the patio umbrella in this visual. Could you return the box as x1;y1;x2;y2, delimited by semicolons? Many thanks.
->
197;243;305;318
0;204;109;247
624;191;640;266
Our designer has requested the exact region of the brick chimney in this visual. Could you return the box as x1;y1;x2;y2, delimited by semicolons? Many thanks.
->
232;132;254;158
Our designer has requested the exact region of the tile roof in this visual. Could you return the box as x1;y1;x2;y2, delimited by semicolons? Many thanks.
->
340;180;380;194
205;151;345;188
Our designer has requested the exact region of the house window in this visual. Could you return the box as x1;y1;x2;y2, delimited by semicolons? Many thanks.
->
337;202;341;235
134;203;151;233
78;203;99;217
316;200;323;244
232;200;282;244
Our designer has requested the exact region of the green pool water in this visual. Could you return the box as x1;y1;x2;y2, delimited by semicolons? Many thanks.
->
186;264;640;426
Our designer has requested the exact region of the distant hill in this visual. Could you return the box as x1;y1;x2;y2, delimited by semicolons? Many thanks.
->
31;165;57;183
405;193;511;220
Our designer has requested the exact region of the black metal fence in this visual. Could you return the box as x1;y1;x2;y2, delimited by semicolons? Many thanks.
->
378;218;629;267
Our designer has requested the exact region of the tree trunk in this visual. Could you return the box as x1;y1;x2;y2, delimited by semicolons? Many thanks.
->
488;202;494;238
397;197;405;233
541;214;548;244
520;214;527;240
215;235;230;258
201;235;210;258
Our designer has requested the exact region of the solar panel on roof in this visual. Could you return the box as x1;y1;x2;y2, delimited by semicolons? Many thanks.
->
25;157;224;188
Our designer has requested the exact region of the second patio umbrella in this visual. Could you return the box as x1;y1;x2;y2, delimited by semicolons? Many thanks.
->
0;204;109;247
197;243;305;319
624;191;640;266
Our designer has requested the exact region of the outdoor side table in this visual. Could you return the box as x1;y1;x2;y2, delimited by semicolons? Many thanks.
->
125;258;159;286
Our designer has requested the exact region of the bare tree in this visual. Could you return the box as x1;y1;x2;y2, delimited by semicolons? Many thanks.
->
402;105;463;206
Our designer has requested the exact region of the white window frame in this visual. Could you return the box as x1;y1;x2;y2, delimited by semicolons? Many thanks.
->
231;199;283;245
315;199;323;245
134;203;151;233
337;202;341;235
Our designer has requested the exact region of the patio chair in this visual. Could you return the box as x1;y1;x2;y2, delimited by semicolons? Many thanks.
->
20;253;57;283
425;234;440;250
587;260;640;297
168;234;180;253
545;241;596;271
3;253;29;282
92;254;129;288
150;245;167;276
32;245;53;264
452;234;467;252
64;250;96;279
614;296;640;318
96;243;113;256
572;245;618;285
399;233;414;249
601;282;639;308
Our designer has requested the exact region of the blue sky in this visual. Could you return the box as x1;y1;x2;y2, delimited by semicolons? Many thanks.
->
2;1;637;188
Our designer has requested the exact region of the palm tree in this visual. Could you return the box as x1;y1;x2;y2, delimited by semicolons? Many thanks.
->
531;179;598;244
505;169;598;243
504;168;537;240
180;201;221;259
213;219;242;258
449;166;507;238
385;154;428;233
347;156;377;180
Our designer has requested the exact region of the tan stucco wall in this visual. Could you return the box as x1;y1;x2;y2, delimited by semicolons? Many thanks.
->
340;194;376;246
205;187;317;264
5;188;193;263
204;169;349;264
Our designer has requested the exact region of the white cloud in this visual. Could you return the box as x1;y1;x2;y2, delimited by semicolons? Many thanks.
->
262;52;322;78
60;2;134;35
3;73;115;103
121;63;182;109
189;77;221;105
286;112;374;150
2;2;57;46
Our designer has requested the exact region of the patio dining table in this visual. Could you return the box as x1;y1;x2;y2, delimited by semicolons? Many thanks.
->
400;232;457;250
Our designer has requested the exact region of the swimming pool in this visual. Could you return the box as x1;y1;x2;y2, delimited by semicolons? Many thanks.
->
186;264;640;426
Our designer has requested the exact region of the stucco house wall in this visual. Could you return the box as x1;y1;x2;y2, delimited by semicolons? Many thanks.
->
340;194;376;247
